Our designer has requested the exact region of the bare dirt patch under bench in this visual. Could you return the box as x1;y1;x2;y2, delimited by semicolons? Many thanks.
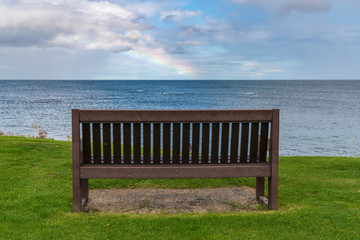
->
85;187;259;214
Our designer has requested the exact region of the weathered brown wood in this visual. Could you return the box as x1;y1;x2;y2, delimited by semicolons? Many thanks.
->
143;123;151;164
173;123;181;164
182;123;190;164
163;123;171;164
103;123;111;164
73;108;280;212
191;123;200;164
221;123;230;163
80;164;271;179
256;177;265;201
259;122;269;163
250;123;259;163
113;123;121;164
79;109;273;123
211;123;220;163
230;123;239;163
269;109;279;210
92;123;101;164
82;123;91;164
201;123;210;164
133;123;141;164
153;123;161;164
123;123;131;164
240;123;249;163
72;109;82;212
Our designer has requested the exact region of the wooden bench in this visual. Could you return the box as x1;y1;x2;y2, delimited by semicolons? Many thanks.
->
72;109;279;212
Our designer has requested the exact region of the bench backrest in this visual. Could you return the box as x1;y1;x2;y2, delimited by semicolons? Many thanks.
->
72;109;279;166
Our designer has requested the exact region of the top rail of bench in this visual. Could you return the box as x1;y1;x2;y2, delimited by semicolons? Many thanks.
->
77;109;275;123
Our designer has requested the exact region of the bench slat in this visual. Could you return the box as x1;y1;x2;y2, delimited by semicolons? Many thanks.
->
143;123;151;164
259;123;269;163
123;123;131;164
82;123;91;164
80;164;271;179
221;123;230;163
163;123;171;164
79;109;273;122
230;123;239;163
153;123;161;164
113;123;121;164
173;123;181;164
191;123;200;164
240;123;249;163
211;123;220;163
93;123;101;164
103;123;111;164
182;123;190;164
250;123;259;163
201;123;210;164
133;123;141;164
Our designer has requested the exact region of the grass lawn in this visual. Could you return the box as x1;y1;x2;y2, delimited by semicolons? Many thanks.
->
0;136;359;239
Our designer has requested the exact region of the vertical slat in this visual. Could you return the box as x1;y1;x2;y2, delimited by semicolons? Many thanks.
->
250;123;259;163
230;123;239;163
201;123;210;164
173;123;181;164
123;123;131;164
103;123;111;164
259;122;269;163
92;123;101;164
82;123;91;164
211;123;220;163
240;123;249;163
133;123;141;164
143;123;151;164
163;123;171;164
113;123;121;164
153;123;161;164
220;123;229;163
182;123;190;164
191;123;200;164
269;109;279;210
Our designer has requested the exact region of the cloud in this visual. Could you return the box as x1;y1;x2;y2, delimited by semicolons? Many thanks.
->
278;0;332;15
176;41;202;46
232;0;332;14
0;0;153;51
160;9;201;22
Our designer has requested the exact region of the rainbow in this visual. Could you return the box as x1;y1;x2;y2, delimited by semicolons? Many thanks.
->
124;47;198;79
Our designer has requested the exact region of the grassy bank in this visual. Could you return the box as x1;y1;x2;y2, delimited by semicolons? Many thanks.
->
0;136;359;239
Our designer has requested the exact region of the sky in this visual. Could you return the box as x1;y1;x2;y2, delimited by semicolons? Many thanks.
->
0;0;359;80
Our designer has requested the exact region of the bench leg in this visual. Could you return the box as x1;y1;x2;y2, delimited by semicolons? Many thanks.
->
268;176;278;210
73;177;89;212
81;179;89;204
256;177;265;201
73;176;81;212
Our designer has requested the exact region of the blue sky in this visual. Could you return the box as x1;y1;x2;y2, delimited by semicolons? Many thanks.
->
0;0;359;80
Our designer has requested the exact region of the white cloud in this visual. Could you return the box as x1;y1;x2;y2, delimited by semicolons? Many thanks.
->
176;41;202;46
160;9;201;22
232;0;332;14
0;0;153;51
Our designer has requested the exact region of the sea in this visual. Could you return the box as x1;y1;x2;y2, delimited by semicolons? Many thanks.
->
0;80;359;156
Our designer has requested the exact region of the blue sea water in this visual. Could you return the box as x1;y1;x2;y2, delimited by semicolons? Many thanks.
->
0;80;359;156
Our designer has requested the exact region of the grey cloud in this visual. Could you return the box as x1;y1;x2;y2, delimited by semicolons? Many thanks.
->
278;0;332;15
0;27;54;47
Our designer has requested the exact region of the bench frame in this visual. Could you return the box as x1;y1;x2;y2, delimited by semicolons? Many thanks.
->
72;109;279;212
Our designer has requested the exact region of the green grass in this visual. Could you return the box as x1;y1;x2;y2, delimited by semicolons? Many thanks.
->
0;136;359;239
